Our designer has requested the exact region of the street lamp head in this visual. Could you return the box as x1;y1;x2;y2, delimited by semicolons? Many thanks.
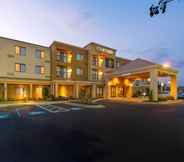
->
163;63;170;68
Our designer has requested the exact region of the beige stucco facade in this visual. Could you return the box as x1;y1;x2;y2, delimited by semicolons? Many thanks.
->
0;36;179;101
0;37;51;100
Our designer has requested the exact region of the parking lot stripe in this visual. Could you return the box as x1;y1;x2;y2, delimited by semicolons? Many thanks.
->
16;109;21;118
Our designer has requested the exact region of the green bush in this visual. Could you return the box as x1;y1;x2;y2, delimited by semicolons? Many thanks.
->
158;96;175;102
78;89;92;104
148;90;153;101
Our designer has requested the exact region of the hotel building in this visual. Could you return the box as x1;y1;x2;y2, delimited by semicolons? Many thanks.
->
0;36;178;101
0;37;50;101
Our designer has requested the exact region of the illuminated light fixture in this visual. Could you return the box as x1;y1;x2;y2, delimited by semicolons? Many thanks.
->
67;69;72;73
99;71;103;75
163;63;170;68
147;78;151;82
161;82;164;87
113;78;119;84
129;83;133;87
23;93;27;98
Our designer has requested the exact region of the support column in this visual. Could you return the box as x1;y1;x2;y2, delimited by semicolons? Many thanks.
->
116;86;119;97
127;85;133;98
29;84;33;100
75;84;79;99
92;84;96;98
55;83;58;98
104;82;110;99
150;69;158;101
4;83;7;101
170;75;177;100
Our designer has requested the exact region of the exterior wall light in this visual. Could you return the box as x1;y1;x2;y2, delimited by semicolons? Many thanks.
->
163;63;170;68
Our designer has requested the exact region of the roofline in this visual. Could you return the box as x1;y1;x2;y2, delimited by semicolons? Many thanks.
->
113;64;178;76
50;41;88;51
0;36;49;49
84;42;116;51
115;56;132;61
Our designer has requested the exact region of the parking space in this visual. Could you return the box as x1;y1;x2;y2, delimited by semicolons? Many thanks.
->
0;103;87;120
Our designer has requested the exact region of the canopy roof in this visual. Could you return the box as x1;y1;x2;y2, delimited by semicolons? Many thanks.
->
111;58;178;77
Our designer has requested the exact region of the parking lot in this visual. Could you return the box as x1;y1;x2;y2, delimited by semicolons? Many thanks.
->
0;100;184;162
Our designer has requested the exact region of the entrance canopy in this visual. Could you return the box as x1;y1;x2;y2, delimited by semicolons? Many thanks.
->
105;59;178;101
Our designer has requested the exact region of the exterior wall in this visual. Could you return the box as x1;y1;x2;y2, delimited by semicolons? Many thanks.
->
0;84;3;99
0;37;51;81
58;85;74;97
50;41;88;81
84;42;116;82
115;57;131;68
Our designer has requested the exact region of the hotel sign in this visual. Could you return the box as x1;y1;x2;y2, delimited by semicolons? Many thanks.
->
96;46;114;55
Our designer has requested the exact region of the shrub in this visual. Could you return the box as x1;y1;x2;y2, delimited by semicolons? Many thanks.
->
148;90;153;101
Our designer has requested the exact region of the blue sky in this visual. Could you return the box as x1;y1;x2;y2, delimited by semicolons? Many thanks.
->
0;0;183;85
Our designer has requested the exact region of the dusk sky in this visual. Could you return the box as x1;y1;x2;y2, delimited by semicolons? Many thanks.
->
0;0;183;85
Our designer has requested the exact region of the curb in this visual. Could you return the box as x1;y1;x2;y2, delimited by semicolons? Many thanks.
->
64;102;105;109
0;101;67;108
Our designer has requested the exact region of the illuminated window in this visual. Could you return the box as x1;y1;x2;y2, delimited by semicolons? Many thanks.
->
98;71;104;80
15;63;26;72
16;46;26;56
99;58;104;67
96;87;104;97
76;53;83;61
76;67;83;76
67;68;72;79
35;65;45;74
35;49;45;59
16;87;27;99
67;53;72;63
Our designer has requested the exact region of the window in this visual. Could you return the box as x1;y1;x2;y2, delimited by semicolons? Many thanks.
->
98;71;104;80
76;53;83;61
56;52;61;61
105;58;114;68
61;52;67;63
56;66;61;76
35;49;45;59
67;53;72;63
92;56;98;66
16;46;26;56
92;69;98;80
76;67;83;76
116;60;120;68
15;63;26;72
99;58;104;67
67;68;72;79
61;67;67;79
35;65;45;74
96;87;104;97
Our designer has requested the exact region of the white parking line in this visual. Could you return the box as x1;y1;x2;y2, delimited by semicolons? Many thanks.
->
16;109;21;118
37;105;70;113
